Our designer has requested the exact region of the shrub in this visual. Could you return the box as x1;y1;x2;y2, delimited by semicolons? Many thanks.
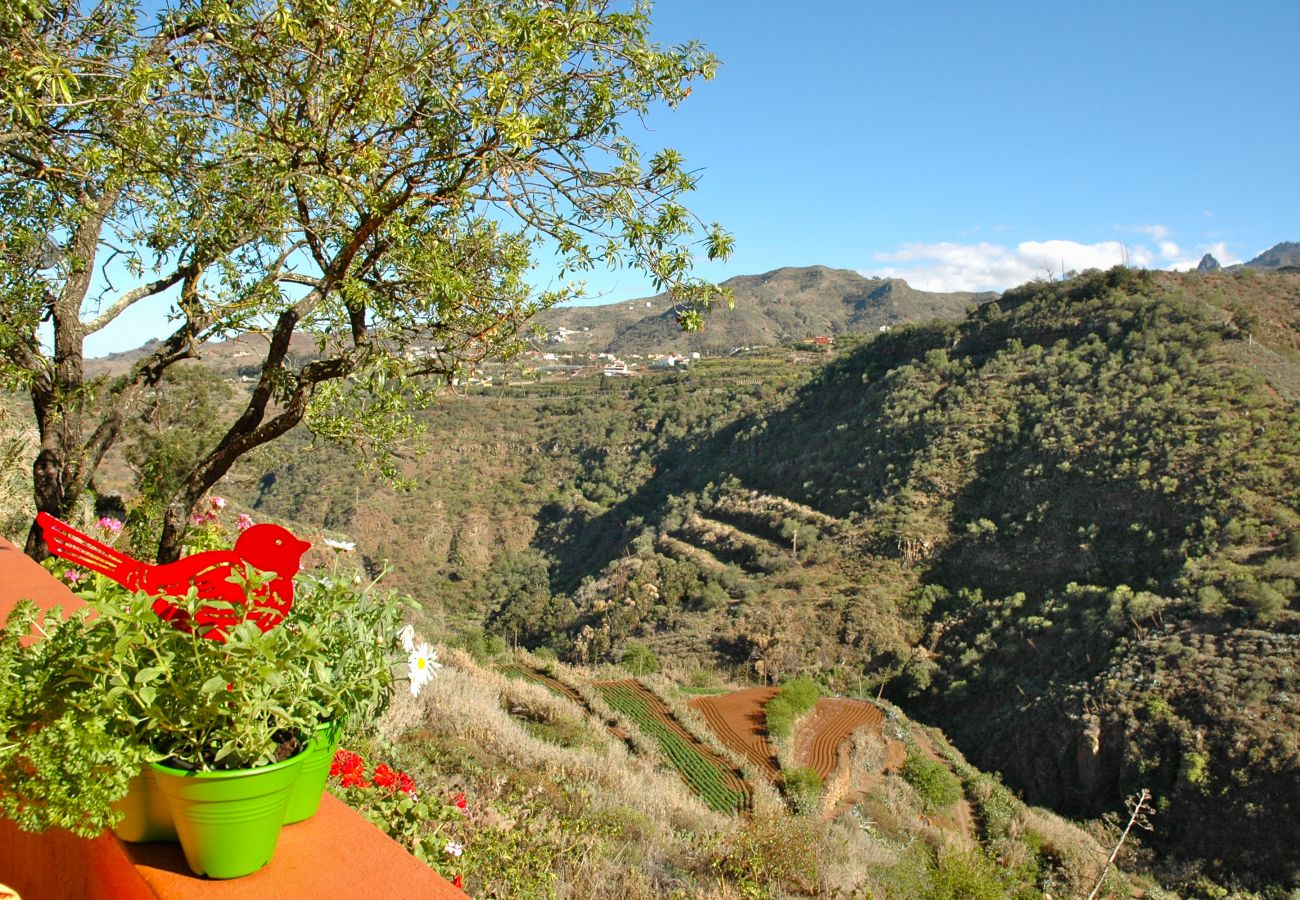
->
709;813;820;898
782;766;824;814
620;641;661;676
765;676;821;740
901;750;963;813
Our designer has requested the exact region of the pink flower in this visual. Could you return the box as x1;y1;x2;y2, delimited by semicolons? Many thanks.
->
96;516;124;534
63;569;84;583
190;510;218;526
209;496;227;510
236;513;254;531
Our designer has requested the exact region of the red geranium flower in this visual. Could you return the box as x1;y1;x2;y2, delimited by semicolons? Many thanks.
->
330;749;365;779
398;771;416;795
340;769;369;789
453;792;467;810
372;763;399;790
453;874;463;891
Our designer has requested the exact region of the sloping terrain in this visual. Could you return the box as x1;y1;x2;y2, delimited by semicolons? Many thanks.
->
55;262;1300;895
794;698;886;780
688;687;780;779
535;265;994;354
594;679;750;813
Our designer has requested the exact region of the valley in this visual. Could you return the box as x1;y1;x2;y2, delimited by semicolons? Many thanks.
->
6;261;1299;895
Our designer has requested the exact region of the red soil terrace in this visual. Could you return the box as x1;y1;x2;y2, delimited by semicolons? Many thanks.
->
687;687;781;780
794;698;886;779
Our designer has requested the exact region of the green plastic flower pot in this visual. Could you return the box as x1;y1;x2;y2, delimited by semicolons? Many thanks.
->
283;721;342;824
150;751;306;879
112;767;178;843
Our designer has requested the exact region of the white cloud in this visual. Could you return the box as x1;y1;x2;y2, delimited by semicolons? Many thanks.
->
1132;224;1171;241
866;239;1242;292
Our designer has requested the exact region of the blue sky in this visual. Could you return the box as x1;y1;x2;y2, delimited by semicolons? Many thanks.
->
85;0;1298;354
578;0;1298;298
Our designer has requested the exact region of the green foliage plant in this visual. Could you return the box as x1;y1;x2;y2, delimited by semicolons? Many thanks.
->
781;765;824;815
620;640;661;676
286;569;410;728
0;529;416;838
764;676;821;740
900;749;963;814
0;601;148;836
79;568;325;770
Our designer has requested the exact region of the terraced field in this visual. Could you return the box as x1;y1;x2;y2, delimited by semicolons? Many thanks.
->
595;680;749;813
794;698;885;778
497;663;631;743
688;687;781;780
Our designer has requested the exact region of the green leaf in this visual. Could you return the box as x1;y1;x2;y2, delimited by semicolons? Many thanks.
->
134;667;164;685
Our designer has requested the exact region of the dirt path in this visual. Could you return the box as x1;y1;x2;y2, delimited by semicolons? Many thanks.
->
688;687;781;781
911;729;975;847
794;698;885;779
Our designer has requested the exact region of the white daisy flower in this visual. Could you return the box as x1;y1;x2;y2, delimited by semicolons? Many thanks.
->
408;642;440;697
322;537;356;552
397;623;416;653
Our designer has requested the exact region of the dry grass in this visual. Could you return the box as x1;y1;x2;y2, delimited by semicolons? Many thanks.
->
386;648;727;836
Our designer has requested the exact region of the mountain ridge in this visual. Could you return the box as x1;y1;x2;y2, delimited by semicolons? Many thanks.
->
533;265;996;355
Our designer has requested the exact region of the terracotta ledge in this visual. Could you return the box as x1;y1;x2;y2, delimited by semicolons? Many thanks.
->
0;536;463;899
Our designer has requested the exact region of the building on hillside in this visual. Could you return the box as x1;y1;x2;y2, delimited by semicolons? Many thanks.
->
651;354;688;369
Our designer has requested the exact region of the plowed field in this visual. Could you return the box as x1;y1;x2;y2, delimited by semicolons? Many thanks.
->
688;687;781;780
794;698;885;779
595;680;749;813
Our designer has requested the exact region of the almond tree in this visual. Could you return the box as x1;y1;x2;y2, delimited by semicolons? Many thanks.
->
1;0;732;560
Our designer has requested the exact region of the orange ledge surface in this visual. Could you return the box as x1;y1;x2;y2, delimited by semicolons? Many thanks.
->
0;536;464;899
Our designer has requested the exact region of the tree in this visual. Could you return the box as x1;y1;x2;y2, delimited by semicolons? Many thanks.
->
2;0;732;560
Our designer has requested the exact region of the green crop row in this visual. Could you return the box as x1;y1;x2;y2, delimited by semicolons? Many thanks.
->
596;684;747;813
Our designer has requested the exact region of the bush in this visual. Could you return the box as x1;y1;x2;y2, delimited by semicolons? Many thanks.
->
782;766;823;814
709;813;820;897
901;750;963;813
620;641;660;676
765;676;821;740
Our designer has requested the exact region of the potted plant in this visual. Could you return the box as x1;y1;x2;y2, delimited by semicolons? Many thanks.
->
78;565;326;878
0;601;150;839
276;568;412;824
1;507;426;879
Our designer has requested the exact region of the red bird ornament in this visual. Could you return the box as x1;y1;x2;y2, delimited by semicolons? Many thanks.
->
36;511;311;641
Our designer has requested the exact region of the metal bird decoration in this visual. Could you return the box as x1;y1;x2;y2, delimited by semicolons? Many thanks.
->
36;511;311;641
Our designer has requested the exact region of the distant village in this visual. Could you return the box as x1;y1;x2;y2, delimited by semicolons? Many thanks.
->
455;347;701;387
371;319;877;388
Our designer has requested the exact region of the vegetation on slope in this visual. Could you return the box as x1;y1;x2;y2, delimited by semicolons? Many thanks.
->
17;264;1296;893
763;677;821;741
367;645;1136;898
